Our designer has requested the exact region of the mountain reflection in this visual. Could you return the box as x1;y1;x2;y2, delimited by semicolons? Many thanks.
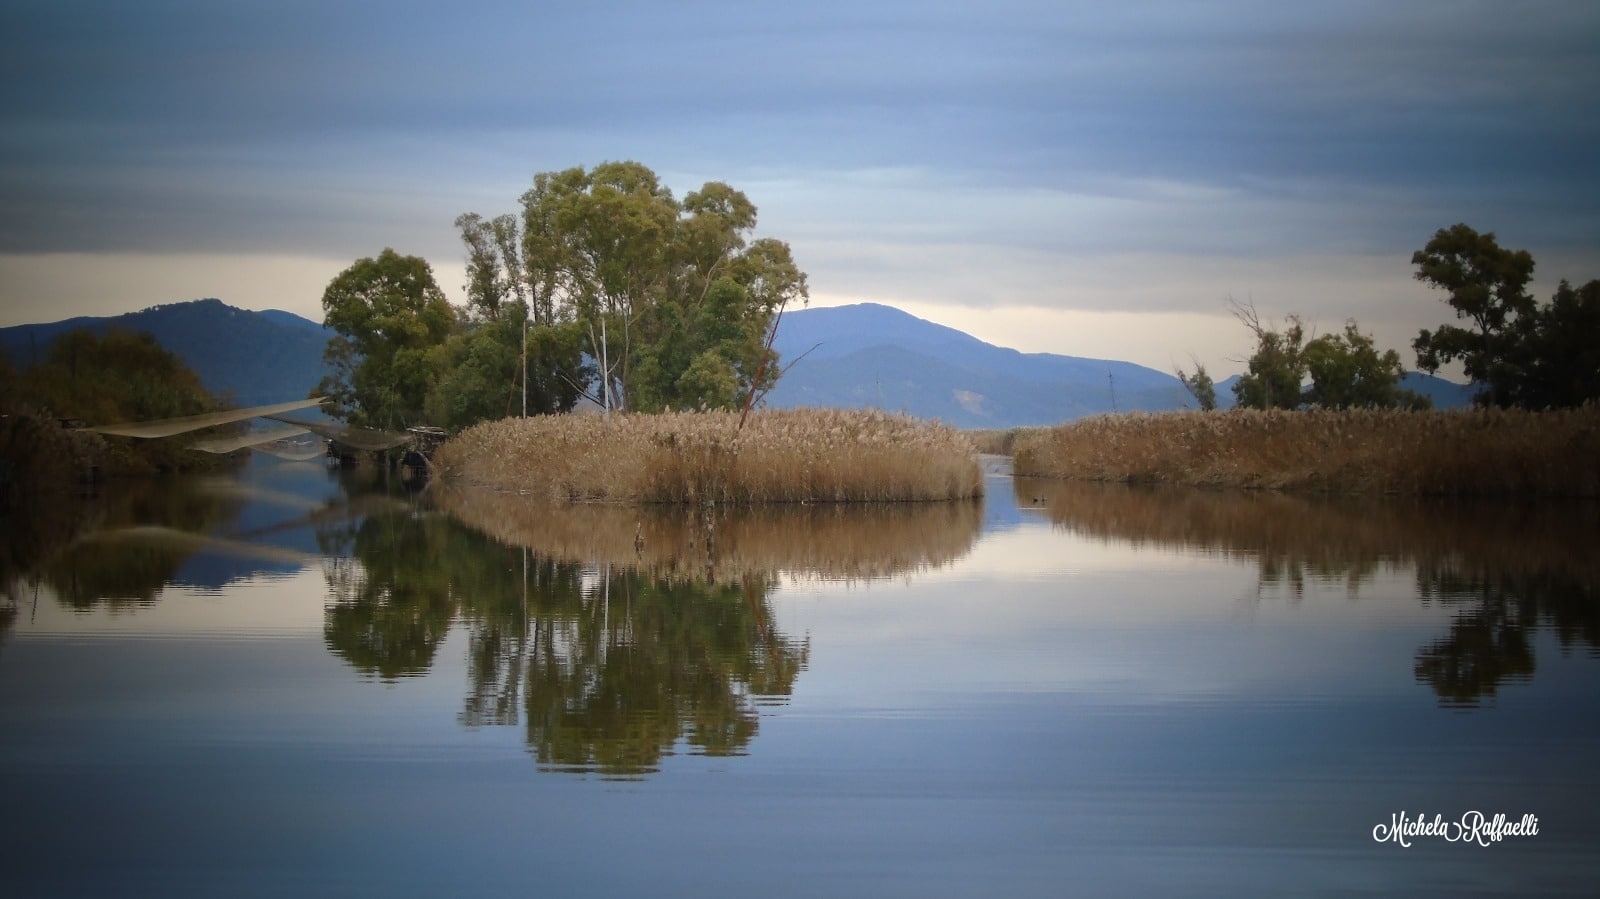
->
1;476;248;609
1018;478;1600;707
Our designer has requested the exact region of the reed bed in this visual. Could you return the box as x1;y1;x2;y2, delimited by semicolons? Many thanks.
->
1013;407;1600;497
433;409;983;504
430;483;983;583
965;426;1049;457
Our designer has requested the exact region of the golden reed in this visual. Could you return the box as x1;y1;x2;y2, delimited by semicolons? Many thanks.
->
434;408;983;504
1012;407;1600;497
431;483;983;584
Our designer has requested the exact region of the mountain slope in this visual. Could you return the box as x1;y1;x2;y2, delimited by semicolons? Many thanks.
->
768;303;1190;427
1;298;331;406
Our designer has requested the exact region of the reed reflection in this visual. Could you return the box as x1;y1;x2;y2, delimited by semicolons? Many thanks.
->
1018;478;1600;707
431;483;983;583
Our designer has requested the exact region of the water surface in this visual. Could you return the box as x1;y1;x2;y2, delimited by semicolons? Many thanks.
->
2;458;1597;896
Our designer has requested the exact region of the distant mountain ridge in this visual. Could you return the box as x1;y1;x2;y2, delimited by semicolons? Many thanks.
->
767;303;1188;426
2;298;1473;428
766;303;1474;426
0;298;332;406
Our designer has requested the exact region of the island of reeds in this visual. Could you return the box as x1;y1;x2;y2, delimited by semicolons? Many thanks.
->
1011;406;1600;497
433;408;983;504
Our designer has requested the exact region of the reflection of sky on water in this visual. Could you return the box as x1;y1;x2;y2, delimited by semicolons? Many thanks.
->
4;461;1598;895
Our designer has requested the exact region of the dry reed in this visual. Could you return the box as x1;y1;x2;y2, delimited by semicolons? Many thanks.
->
1013;407;1600;497
434;409;983;504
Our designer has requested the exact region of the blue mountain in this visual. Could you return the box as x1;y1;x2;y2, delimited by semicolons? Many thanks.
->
767;303;1190;427
0;298;332;406
767;303;1473;427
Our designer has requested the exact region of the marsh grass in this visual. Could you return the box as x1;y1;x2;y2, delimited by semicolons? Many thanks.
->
432;483;982;583
434;409;983;504
1013;407;1600;497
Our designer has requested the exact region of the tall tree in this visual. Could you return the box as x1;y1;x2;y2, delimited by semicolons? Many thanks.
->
315;249;459;428
470;161;808;412
1229;300;1306;410
1411;223;1538;407
1521;279;1600;408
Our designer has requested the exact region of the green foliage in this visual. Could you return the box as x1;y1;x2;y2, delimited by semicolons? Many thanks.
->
1411;223;1538;407
313;163;805;432
423;311;592;430
1302;322;1429;410
424;318;523;431
10;327;222;474
315;248;459;428
1228;299;1423;411
457;161;806;413
1232;313;1306;411
1413;224;1600;408
1175;361;1217;411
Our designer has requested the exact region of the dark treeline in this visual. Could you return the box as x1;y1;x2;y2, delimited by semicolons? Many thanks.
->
1;327;231;490
1178;224;1600;412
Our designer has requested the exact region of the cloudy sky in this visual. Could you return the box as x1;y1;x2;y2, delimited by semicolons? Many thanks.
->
2;0;1596;376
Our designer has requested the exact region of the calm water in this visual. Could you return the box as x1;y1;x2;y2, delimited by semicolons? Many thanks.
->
2;456;1597;897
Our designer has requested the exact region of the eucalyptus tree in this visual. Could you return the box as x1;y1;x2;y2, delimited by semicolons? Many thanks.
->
458;161;808;413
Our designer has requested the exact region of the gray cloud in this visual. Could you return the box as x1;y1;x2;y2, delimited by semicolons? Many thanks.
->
1;1;1595;289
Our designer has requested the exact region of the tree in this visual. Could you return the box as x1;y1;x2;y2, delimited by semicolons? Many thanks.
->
1411;223;1538;407
1227;299;1424;411
456;161;808;412
1520;279;1600;409
1229;300;1306;410
1175;358;1217;411
423;312;592;430
1302;321;1429;410
315;249;459;428
15;327;224;473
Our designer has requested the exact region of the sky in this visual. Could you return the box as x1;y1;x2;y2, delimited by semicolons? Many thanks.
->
1;0;1596;378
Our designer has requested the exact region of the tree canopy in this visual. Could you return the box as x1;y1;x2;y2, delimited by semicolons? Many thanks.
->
315;249;459;428
1228;300;1425;411
486;161;808;413
317;163;808;431
7;327;226;473
1413;224;1600;409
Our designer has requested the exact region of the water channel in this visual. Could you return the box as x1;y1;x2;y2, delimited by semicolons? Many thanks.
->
2;455;1597;896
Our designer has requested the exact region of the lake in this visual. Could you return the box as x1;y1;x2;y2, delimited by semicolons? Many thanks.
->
2;455;1597;897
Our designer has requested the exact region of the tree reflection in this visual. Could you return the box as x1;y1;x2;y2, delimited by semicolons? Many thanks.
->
322;504;810;778
1018;477;1600;706
1414;566;1596;707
